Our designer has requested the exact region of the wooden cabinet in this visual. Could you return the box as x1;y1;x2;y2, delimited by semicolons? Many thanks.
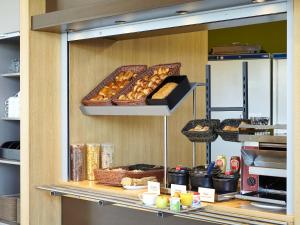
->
0;0;19;34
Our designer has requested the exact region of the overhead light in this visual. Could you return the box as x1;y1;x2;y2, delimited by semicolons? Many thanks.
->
115;20;127;24
252;0;266;3
176;10;189;15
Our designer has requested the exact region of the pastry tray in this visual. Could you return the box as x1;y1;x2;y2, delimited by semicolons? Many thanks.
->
146;75;191;110
81;65;147;106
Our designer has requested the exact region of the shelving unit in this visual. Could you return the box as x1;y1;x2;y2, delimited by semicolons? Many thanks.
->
0;73;19;78
81;82;203;187
0;24;20;224
0;159;20;166
80;83;199;116
1;117;20;121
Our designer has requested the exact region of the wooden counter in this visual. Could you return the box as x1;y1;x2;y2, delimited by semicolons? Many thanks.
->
50;181;293;224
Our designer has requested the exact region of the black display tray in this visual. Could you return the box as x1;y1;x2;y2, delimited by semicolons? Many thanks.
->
146;76;191;110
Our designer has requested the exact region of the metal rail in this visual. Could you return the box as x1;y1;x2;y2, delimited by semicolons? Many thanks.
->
38;185;288;225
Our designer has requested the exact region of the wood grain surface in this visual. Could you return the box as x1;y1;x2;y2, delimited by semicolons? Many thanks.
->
20;0;62;225
69;31;208;168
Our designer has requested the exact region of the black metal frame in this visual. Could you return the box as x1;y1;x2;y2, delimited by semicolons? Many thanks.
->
205;62;249;164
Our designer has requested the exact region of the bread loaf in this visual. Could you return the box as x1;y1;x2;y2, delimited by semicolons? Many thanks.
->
152;82;177;99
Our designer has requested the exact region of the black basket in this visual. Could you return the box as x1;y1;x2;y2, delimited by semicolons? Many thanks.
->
146;76;191;109
181;119;220;143
217;119;251;142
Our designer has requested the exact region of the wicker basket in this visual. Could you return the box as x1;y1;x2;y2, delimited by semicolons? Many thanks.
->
81;65;147;106
94;165;164;186
0;195;19;222
112;63;181;106
181;119;220;143
217;119;251;142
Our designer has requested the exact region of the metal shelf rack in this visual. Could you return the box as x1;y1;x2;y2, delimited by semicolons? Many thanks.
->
205;62;249;164
80;82;205;187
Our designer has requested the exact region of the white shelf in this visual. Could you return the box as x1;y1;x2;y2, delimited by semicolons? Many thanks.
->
1;72;20;78
80;83;199;116
249;166;287;178
1;117;20;121
0;158;20;166
239;134;287;144
0;31;20;40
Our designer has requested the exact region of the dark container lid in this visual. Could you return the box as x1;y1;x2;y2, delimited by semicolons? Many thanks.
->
191;165;220;176
214;173;240;180
169;166;190;174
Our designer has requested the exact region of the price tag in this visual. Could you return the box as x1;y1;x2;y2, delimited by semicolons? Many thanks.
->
171;184;187;196
198;187;215;202
148;181;160;195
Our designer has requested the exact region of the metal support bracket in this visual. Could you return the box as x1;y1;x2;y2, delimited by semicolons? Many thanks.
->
98;200;113;207
50;191;64;197
157;211;172;218
205;63;249;164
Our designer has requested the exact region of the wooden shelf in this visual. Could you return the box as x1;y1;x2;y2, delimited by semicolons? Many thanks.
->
0;158;20;166
1;117;20;121
0;31;20;41
37;181;293;224
80;83;199;116
0;73;20;78
0;220;18;225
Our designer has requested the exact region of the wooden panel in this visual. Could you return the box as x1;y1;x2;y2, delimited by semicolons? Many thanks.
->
69;31;208;168
294;1;300;224
20;0;62;225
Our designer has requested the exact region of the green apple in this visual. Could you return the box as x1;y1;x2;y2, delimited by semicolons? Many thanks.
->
156;196;169;209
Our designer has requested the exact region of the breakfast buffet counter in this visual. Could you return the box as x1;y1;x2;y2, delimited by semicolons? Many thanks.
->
38;181;293;225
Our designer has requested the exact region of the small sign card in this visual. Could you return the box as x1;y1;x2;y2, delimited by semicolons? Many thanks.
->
171;184;187;196
198;187;215;203
148;181;160;195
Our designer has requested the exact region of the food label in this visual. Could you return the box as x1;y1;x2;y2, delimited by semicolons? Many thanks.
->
192;194;201;208
198;188;215;203
148;181;160;195
216;155;226;173
171;184;187;196
170;197;181;212
230;156;241;173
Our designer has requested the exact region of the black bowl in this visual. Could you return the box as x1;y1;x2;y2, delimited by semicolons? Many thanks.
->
212;174;239;194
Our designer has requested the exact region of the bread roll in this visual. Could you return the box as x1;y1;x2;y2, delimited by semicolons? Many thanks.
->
152;82;177;99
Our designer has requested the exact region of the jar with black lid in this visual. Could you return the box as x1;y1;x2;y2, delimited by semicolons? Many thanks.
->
168;166;190;188
190;165;221;191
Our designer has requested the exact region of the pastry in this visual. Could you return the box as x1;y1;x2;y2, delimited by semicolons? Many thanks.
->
117;67;171;101
152;82;177;99
223;126;239;132
89;71;137;102
121;176;157;187
189;125;209;132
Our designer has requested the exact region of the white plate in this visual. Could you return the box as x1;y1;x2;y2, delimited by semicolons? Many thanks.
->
123;185;147;190
250;202;286;210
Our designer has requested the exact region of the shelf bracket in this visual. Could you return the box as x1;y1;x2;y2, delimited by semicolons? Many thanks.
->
98;200;113;207
157;211;172;218
50;191;64;197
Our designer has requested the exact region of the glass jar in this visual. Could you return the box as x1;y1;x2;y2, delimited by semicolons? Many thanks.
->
70;144;86;182
101;143;114;169
86;143;101;180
